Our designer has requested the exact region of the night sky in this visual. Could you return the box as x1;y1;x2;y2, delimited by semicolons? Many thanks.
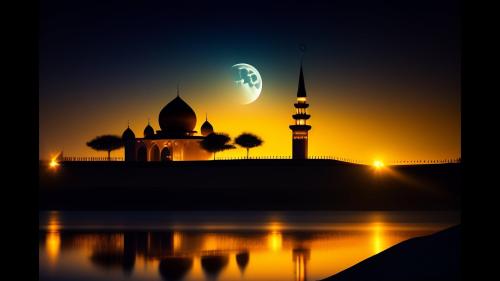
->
39;0;460;163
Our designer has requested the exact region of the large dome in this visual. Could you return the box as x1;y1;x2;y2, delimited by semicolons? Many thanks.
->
158;96;197;134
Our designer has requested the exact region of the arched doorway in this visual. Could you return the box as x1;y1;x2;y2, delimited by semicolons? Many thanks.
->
150;145;160;161
137;146;147;162
161;147;172;161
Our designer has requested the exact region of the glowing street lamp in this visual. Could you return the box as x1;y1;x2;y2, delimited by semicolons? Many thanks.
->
49;158;59;169
373;160;384;170
49;152;61;169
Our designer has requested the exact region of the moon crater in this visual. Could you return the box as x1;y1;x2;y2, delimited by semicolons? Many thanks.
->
231;63;263;104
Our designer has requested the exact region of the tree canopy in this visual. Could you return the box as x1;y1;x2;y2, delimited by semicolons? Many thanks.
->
200;133;235;160
86;135;124;160
235;133;263;158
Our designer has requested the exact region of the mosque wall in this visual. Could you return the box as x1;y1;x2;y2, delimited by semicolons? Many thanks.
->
132;139;211;161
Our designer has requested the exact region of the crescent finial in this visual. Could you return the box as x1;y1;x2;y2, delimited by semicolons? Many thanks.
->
299;43;307;64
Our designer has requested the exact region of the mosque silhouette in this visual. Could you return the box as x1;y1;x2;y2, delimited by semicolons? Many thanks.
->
121;64;311;161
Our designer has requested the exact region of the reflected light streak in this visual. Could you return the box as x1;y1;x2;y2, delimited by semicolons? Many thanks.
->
173;231;183;253
372;222;384;254
202;235;219;251
268;231;283;252
267;221;283;232
46;232;61;264
46;212;61;265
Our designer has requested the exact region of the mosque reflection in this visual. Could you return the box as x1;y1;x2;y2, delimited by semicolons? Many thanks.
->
293;248;311;281
40;230;319;280
39;220;448;281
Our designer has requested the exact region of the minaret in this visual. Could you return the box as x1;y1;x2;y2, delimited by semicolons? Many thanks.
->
289;64;311;159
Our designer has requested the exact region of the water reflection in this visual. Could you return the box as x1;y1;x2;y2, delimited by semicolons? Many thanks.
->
372;222;384;254
44;211;61;266
39;211;459;281
235;251;249;273
45;231;60;264
268;231;283;251
293;248;310;281
159;257;193;281
200;252;229;279
88;233;135;275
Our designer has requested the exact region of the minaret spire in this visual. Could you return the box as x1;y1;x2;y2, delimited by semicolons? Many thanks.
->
289;45;311;159
297;64;307;98
297;44;307;98
177;83;180;97
205;112;208;121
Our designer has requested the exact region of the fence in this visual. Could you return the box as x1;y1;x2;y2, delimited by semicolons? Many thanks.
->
387;158;461;165
214;156;365;163
214;156;462;165
62;156;123;161
60;155;461;165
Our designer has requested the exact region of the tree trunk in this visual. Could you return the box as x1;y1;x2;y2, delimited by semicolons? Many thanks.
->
247;148;249;159
213;152;216;160
107;150;111;161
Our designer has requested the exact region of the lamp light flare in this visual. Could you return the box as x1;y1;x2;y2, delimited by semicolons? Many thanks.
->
49;159;59;168
49;153;61;169
373;160;384;169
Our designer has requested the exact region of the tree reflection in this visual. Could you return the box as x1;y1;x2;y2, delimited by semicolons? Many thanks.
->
89;232;136;275
158;256;193;281
236;251;250;273
201;252;230;279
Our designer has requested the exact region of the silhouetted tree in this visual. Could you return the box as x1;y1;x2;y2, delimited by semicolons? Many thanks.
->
86;135;124;160
235;133;263;159
200;133;235;160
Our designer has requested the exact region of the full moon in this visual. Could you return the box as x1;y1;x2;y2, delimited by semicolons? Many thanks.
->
231;63;263;104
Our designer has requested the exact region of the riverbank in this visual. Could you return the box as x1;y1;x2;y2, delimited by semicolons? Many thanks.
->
320;224;460;281
39;160;461;210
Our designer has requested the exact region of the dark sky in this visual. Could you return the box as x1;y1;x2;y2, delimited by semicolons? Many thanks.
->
39;0;460;162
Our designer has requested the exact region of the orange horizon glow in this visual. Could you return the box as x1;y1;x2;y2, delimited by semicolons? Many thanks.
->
39;73;460;164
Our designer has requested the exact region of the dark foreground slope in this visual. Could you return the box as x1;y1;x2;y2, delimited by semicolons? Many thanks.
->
320;224;460;281
39;160;461;210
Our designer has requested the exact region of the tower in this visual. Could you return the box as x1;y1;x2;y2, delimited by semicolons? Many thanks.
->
289;64;311;159
122;124;136;162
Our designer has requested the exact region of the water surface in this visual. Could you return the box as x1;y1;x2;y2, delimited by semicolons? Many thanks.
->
39;211;459;281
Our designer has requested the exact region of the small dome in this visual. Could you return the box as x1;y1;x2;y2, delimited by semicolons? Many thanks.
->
201;117;214;136
122;127;136;141
144;123;155;138
158;95;197;134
